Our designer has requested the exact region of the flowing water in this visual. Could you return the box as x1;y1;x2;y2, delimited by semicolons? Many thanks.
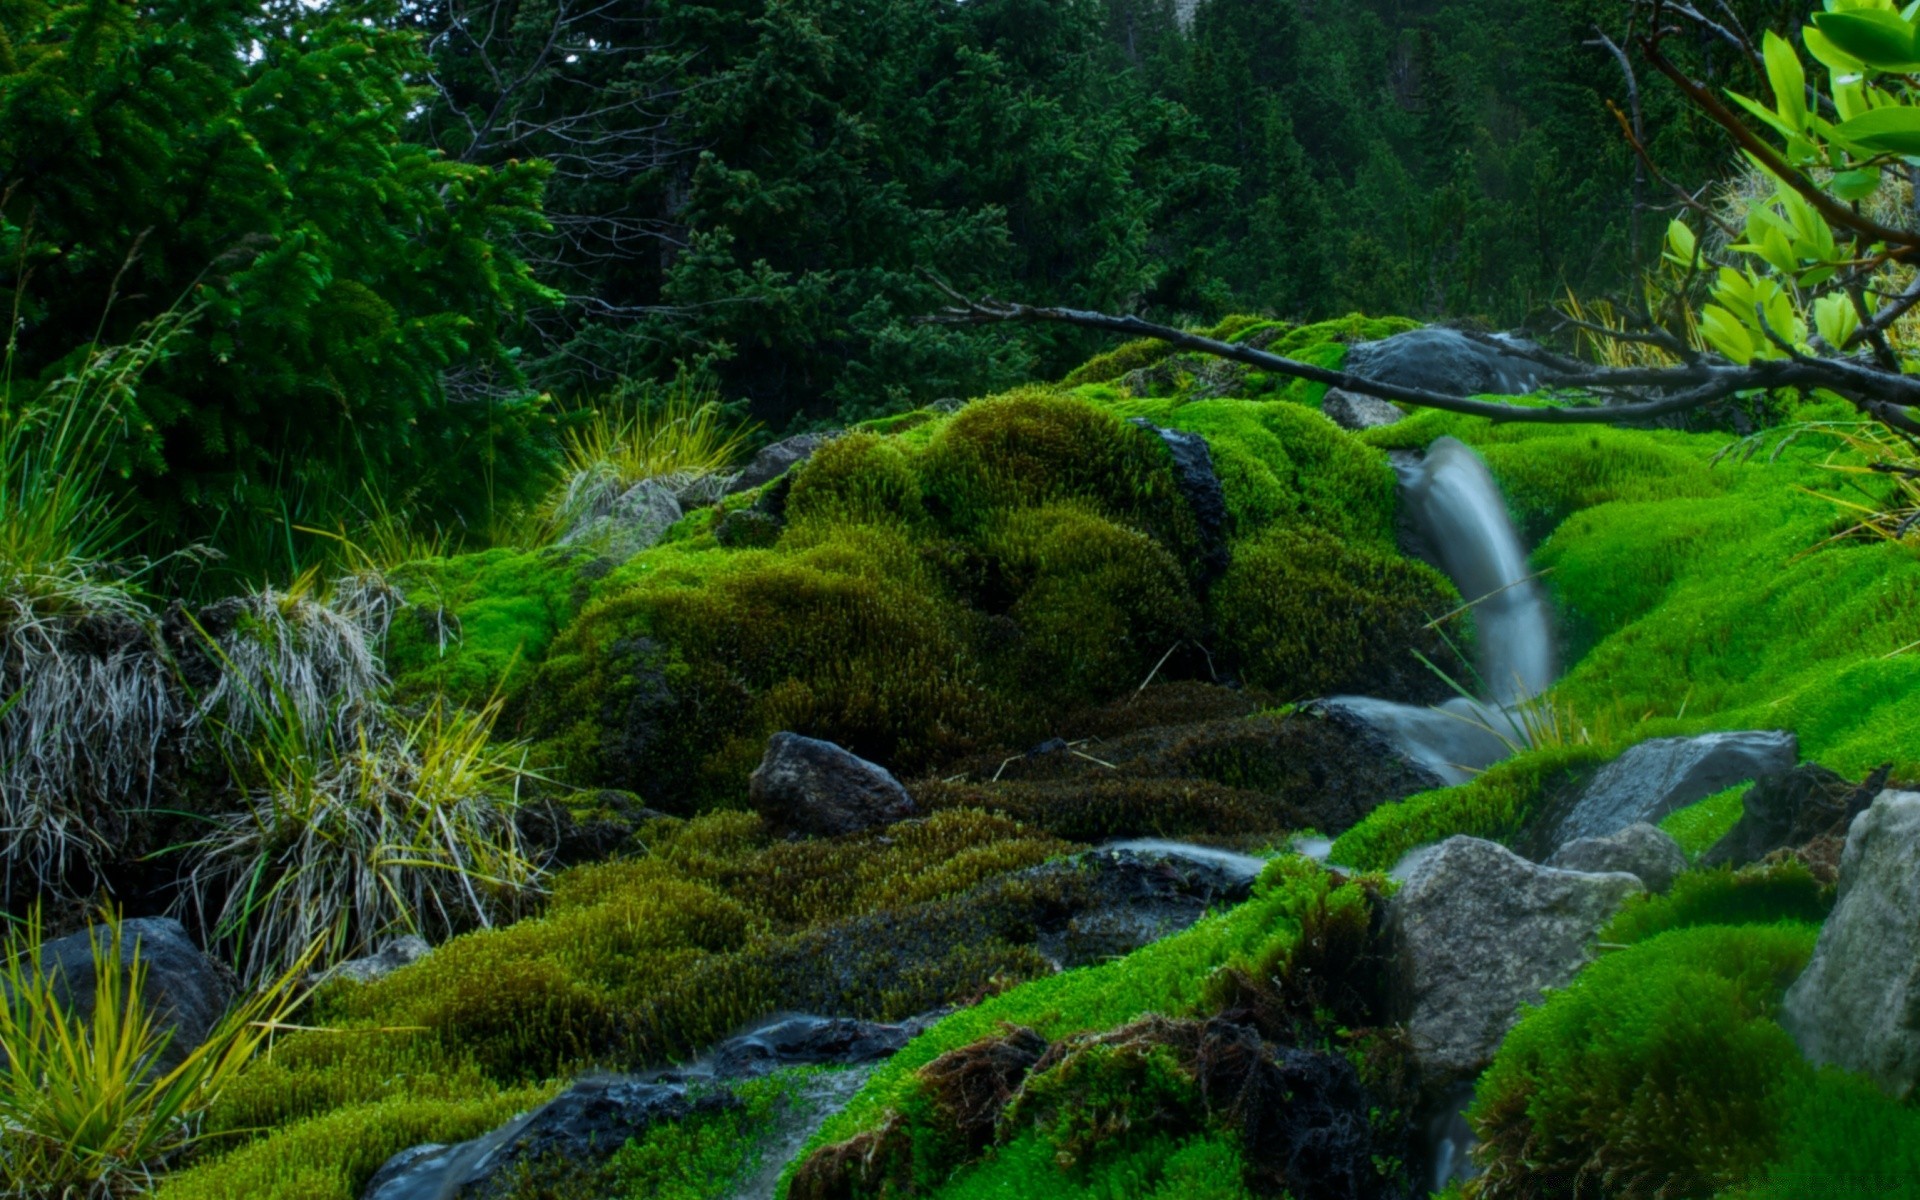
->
1324;437;1557;786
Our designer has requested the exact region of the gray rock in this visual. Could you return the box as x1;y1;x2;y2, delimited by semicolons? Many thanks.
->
559;477;682;560
703;1014;930;1081
1546;822;1688;894
749;732;916;838
1385;836;1643;1085
1019;843;1262;968
726;432;837;495
1345;327;1544;397
1128;419;1228;583
36;917;233;1074
1322;388;1406;430
324;935;430;986
1782;790;1920;1098
1547;731;1798;850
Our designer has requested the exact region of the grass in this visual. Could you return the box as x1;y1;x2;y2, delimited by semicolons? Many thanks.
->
0;909;308;1199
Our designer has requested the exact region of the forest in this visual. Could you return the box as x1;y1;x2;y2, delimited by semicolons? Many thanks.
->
3;0;1919;1197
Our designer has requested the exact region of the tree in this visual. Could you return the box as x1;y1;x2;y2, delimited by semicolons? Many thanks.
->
0;0;553;563
931;0;1920;441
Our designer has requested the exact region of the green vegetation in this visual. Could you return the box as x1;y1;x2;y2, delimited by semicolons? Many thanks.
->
612;1071;821;1200
1662;784;1757;861
1600;862;1833;947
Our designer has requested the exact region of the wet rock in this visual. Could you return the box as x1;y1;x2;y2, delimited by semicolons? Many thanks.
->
1385;836;1643;1086
559;477;682;560
1129;418;1229;583
1322;388;1406;430
749;732;917;838
1021;844;1261;967
1704;763;1889;870
1782;790;1920;1099
1543;731;1798;850
1546;822;1688;894
727;432;837;494
36;917;233;1075
1345;327;1543;397
706;1015;928;1080
324;935;430;986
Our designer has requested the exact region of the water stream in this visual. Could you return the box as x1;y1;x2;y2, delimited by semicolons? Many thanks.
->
1324;436;1557;786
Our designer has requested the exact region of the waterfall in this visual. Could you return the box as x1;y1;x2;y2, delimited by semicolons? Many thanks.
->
1324;437;1556;785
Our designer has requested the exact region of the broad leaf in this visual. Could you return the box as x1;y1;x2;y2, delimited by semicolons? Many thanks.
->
1766;32;1808;129
1832;165;1884;198
1810;10;1920;70
1834;104;1920;154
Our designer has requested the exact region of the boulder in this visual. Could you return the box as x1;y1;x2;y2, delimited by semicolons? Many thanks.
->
1322;388;1406;430
559;477;682;560
726;431;837;495
704;1014;929;1081
1544;731;1798;850
1345;327;1543;397
1703;763;1887;870
323;935;430;986
1385;836;1643;1085
1546;822;1688;894
37;917;233;1074
1129;418;1229;583
1782;790;1920;1099
749;732;917;837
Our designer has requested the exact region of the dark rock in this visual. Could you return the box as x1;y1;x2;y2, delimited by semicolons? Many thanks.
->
749;733;917;838
324;935;430;986
1782;789;1920;1099
705;1015;926;1080
1546;822;1688;894
559;477;682;560
727;432;838;495
1129;418;1230;584
1703;763;1888;869
1542;730;1799;851
518;790;657;867
35;917;233;1075
1019;844;1262;968
1321;388;1406;430
1385;836;1643;1087
1345;327;1544;397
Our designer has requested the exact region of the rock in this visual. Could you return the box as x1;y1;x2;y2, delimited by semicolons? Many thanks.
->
726;432;837;495
1385;836;1643;1085
1345;327;1543;397
1546;822;1688;894
1129;418;1229;583
559;477;682;560
363;1078;727;1200
36;917;233;1075
749;732;917;838
705;1015;928;1081
323;935;430;986
1019;843;1262;968
1543;731;1798;851
1703;763;1888;870
1782;790;1920;1099
1322;388;1406;429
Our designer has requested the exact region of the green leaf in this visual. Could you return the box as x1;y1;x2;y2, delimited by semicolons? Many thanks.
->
1833;104;1920;154
1811;10;1920;70
1813;293;1861;348
1666;219;1698;264
1729;90;1803;139
1701;305;1756;364
1832;165;1884;199
1805;26;1868;74
1766;32;1809;129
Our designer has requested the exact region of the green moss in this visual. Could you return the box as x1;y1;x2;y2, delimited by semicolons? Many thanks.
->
1470;923;1818;1198
1660;782;1753;861
787;432;928;530
612;1071;819;1200
1211;524;1463;700
932;1131;1253;1200
1329;743;1612;871
1001;1038;1204;1170
1731;1067;1920;1199
385;546;595;705
1600;861;1832;946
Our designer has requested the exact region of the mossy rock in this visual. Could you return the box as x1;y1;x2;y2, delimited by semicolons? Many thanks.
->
386;545;597;706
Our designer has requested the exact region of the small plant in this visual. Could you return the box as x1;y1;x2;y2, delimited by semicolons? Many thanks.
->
0;908;309;1198
183;691;543;984
538;371;756;543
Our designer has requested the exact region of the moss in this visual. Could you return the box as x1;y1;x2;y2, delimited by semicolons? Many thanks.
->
787;432;928;531
385;546;595;705
913;777;1310;844
1730;1068;1920;1199
1659;782;1753;861
1470;924;1818;1198
930;1131;1253;1200
1328;744;1612;871
1000;1030;1205;1170
1211;524;1463;701
611;1071;816;1200
1600;861;1832;946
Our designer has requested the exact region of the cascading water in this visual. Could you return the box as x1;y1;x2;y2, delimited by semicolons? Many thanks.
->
1325;436;1557;786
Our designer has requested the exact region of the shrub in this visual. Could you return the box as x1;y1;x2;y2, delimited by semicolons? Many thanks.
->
1212;524;1463;701
1470;923;1817;1199
0;909;307;1198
